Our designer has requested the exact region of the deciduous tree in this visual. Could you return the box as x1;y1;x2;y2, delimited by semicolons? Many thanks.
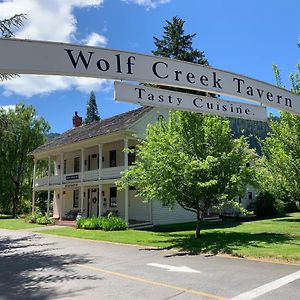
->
257;63;300;210
118;112;253;237
0;104;49;216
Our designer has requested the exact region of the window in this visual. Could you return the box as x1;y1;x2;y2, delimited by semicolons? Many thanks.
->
73;190;79;208
248;192;253;200
128;146;136;166
74;157;80;173
109;150;116;167
109;187;117;207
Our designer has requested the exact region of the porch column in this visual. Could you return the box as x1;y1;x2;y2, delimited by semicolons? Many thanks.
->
32;191;36;214
48;155;51;185
98;144;103;180
80;186;84;213
59;153;64;220
98;144;103;217
32;158;37;214
98;183;102;217
54;160;58;175
47;190;50;214
80;148;85;213
59;187;63;220
60;152;64;184
124;137;129;222
81;147;85;182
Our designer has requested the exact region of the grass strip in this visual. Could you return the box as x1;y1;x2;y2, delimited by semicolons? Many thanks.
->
36;213;300;263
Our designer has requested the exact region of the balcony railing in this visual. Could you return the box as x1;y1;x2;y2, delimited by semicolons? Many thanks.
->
50;175;60;185
83;170;98;181
34;166;126;188
34;175;60;187
102;166;126;179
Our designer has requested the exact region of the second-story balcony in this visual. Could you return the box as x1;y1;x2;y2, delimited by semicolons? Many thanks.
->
34;166;126;188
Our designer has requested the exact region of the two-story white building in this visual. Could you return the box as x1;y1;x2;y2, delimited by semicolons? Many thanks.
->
31;107;197;226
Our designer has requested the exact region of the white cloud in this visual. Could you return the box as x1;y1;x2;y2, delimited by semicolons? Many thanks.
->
0;0;109;97
0;105;16;112
122;0;171;10
73;77;113;93
84;32;108;47
1;75;112;97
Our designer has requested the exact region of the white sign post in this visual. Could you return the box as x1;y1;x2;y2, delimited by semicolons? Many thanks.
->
114;82;267;121
0;38;300;115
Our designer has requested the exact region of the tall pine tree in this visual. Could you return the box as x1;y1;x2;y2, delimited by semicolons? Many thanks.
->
152;16;212;96
85;91;100;123
153;16;208;65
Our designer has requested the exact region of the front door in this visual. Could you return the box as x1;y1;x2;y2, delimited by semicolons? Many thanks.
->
87;188;99;217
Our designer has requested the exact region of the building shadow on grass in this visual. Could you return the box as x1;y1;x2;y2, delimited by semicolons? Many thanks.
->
272;218;300;223
140;231;295;258
0;233;100;300
148;220;242;233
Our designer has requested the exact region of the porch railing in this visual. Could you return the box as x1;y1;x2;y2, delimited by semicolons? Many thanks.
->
34;166;126;187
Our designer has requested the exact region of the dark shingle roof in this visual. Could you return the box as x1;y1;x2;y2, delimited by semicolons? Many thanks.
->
32;106;153;154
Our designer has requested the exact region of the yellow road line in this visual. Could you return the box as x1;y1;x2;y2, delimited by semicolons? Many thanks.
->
76;264;227;300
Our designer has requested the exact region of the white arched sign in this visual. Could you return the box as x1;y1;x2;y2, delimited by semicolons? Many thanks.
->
114;82;267;121
1;38;299;119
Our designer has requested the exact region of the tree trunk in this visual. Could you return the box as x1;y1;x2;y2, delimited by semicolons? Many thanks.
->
12;182;20;218
12;195;17;218
195;210;203;238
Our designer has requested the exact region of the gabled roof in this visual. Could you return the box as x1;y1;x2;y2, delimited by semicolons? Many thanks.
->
32;106;153;154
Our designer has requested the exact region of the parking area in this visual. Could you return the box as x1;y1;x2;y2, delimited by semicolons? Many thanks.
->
0;229;299;300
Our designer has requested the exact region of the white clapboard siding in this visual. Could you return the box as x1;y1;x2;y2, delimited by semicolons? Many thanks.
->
151;200;196;225
130;108;170;139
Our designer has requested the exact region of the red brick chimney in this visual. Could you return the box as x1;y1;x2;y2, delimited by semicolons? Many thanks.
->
72;111;83;127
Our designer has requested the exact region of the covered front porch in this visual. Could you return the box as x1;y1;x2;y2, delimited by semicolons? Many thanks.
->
50;182;152;225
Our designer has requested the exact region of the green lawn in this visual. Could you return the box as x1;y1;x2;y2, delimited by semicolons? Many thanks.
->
0;216;43;230
37;212;300;263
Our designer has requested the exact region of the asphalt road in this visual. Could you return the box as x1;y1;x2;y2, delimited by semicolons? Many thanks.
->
0;228;299;300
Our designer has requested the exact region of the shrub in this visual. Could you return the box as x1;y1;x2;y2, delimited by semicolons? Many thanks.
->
102;216;128;231
76;216;128;231
24;211;43;223
18;198;31;215
284;201;300;213
254;191;285;217
36;215;55;225
76;217;105;230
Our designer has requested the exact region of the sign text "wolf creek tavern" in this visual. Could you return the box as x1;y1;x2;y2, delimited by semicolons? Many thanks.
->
1;38;300;115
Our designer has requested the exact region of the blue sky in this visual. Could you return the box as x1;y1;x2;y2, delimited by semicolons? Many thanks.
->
0;0;299;133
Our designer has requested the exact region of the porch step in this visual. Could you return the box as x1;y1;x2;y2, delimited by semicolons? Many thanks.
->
129;222;153;229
